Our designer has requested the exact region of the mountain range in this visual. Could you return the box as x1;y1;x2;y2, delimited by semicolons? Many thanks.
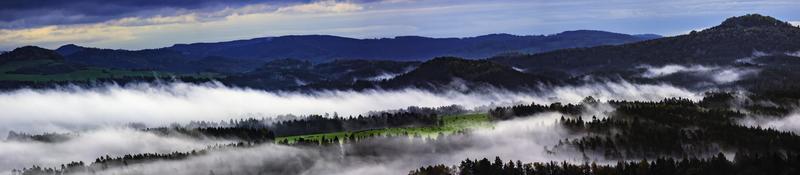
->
51;30;658;73
492;14;800;76
166;30;659;62
304;14;800;91
2;14;800;92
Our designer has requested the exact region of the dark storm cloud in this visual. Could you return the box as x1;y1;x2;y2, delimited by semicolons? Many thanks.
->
0;0;318;28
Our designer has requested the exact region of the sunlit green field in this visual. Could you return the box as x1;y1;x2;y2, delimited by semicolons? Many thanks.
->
276;113;493;144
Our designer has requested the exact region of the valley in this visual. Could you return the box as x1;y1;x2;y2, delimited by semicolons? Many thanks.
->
2;10;800;175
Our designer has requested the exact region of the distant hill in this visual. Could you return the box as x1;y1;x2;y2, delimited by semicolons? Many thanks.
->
12;14;800;92
56;46;200;73
0;46;77;75
378;57;555;90
286;57;557;91
491;14;800;77
0;46;64;64
633;34;663;40
54;45;265;73
0;46;218;87
224;59;420;90
167;30;658;62
52;30;657;73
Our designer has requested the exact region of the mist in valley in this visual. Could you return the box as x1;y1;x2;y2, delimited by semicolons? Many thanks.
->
0;80;703;174
0;81;699;134
67;112;593;175
0;127;230;174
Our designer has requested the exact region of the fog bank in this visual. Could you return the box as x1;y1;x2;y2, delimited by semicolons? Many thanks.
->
0;81;700;134
639;64;758;84
739;112;800;134
0;128;228;173
82;113;598;175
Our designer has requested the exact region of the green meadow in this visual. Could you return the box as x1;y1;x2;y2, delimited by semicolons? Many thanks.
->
276;113;493;144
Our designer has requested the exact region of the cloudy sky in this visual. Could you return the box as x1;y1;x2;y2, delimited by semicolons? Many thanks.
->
1;0;799;50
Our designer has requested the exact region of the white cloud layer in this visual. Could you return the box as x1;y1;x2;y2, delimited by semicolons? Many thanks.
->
641;65;716;78
0;81;700;134
639;64;758;84
0;81;701;174
739;112;800;134
787;50;800;57
71;112;600;175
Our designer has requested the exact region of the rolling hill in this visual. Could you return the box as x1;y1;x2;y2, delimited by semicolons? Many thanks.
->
379;57;555;90
167;31;658;62
53;31;658;73
491;14;800;77
0;46;217;86
224;59;420;90
7;14;800;91
0;46;77;75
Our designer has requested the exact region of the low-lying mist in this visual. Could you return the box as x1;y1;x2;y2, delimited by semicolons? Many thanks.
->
638;64;759;84
78;112;601;175
739;112;800;134
0;80;703;174
0;81;700;134
0;127;229;173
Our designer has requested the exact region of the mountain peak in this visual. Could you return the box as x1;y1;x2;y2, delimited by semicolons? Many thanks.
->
55;44;86;56
426;57;468;64
633;34;662;40
58;44;80;48
717;14;793;29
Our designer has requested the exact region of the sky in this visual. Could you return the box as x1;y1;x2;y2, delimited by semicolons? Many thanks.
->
1;0;799;51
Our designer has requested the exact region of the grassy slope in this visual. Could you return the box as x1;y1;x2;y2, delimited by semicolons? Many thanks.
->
0;60;54;72
276;113;492;144
0;60;221;82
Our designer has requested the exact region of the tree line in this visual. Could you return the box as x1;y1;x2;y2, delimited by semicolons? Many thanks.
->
410;152;800;175
270;112;440;137
145;127;275;143
12;142;258;175
552;96;800;159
